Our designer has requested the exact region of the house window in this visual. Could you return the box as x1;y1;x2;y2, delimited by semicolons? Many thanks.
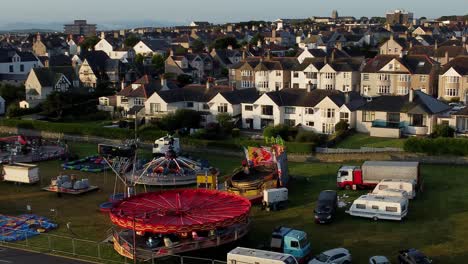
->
340;112;349;122
379;74;390;81
305;108;314;115
306;121;314;127
275;82;282;91
276;70;281;76
325;73;335;79
293;83;299;88
322;123;335;134
446;76;459;83
445;87;458;97
325;84;334;90
397;86;409;95
343;72;350;79
362;111;375;122
386;206;398;212
419;75;427;82
134;98;144;105
9;65;13;72
20;64;24;72
261;105;273;116
305;72;317;79
241;80;252;88
203;103;210;110
378;85;391;94
285;107;296;114
356;204;366;210
257;81;269;89
362;73;369;81
150;103;161;113
388;64;393;70
284;119;296;126
387;113;401;127
398;74;410;82
218;103;228;113
244;105;253;111
186;102;194;108
293;72;299;78
121;97;128;103
241;70;252;76
411;114;425;127
322;108;335;118
342;85;350;92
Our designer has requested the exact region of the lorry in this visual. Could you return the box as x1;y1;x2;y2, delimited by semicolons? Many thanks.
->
152;136;180;156
228;247;298;264
2;163;39;184
337;161;420;190
263;188;288;211
271;226;311;263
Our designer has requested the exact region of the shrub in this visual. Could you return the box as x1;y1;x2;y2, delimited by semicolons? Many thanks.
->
263;124;289;140
432;124;455;138
335;120;349;133
231;128;240;138
295;130;322;143
404;137;468;156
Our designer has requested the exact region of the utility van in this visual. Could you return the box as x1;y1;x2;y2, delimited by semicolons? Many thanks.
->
346;194;409;221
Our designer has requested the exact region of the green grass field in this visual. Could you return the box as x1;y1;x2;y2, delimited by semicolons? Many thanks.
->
335;133;407;149
0;143;467;263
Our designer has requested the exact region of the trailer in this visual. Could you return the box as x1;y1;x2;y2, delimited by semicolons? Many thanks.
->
346;194;409;221
228;247;298;264
372;179;416;199
2;163;39;184
263;188;288;211
337;161;420;190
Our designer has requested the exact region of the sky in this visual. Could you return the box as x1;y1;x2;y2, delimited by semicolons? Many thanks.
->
0;0;466;28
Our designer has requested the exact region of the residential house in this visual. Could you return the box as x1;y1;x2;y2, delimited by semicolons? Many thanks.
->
241;88;365;134
0;48;42;86
291;56;363;92
355;90;451;138
451;107;468;136
165;52;213;83
360;54;439;97
408;44;467;65
229;55;297;92
133;39;170;56
438;56;468;103
78;51;120;88
207;88;260;125
22;66;79;108
94;34;132;61
210;48;242;69
379;35;411;55
32;34;69;57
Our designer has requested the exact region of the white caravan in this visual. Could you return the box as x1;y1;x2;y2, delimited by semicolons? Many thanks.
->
372;179;416;199
373;188;409;199
346;194;409;221
227;247;298;264
2;163;39;184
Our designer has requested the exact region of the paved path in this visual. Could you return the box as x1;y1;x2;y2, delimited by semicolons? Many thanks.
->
0;246;92;264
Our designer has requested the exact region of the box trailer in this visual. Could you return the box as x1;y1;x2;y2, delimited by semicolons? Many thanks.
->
263;188;288;211
2;163;39;184
228;247;298;264
346;194;409;221
337;161;420;190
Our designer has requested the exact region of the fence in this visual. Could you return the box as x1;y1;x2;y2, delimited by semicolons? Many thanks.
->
0;227;226;264
315;147;404;154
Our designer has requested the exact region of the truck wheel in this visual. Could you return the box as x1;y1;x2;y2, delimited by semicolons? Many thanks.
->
373;216;378;221
344;185;351;190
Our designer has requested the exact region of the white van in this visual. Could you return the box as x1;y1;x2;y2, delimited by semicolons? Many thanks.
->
372;179;416;199
346;194;409;221
227;247;298;264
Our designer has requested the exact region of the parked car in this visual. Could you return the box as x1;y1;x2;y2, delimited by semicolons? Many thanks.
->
398;249;432;264
370;256;391;264
308;248;351;264
314;190;337;224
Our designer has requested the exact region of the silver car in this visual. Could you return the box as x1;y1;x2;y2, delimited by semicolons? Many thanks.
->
369;256;391;264
308;248;351;264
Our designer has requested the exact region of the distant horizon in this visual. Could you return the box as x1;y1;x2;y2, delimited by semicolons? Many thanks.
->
0;0;466;30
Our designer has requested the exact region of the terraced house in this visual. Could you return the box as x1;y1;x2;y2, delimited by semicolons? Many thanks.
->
438;56;468;103
229;54;297;92
360;54;439;97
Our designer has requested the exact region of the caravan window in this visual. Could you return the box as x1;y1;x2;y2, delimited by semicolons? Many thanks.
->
372;205;379;210
379;185;388;190
356;204;366;209
386;206;398;212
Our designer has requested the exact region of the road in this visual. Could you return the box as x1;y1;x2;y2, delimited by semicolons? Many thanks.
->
0;246;93;264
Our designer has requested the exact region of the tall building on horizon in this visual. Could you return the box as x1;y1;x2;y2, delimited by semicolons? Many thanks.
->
386;9;414;25
64;20;97;36
331;10;339;20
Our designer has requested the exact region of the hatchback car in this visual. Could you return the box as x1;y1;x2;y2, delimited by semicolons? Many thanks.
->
369;256;391;264
308;248;351;264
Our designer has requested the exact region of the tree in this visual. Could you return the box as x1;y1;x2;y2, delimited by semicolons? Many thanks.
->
210;36;240;50
80;36;100;51
124;34;140;48
216;113;234;133
177;74;193;87
151;54;165;72
249;33;264;45
135;54;145;65
432;124;455;138
335;120;349;133
0;84;25;107
42;92;67;119
191;39;205;53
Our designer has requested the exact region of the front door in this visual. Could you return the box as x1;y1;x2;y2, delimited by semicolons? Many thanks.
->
245;118;253;129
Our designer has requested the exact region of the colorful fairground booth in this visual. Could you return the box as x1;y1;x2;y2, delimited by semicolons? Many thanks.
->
110;189;251;260
225;136;289;202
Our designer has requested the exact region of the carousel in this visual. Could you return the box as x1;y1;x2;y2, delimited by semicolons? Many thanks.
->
128;147;219;186
110;189;251;260
226;141;289;202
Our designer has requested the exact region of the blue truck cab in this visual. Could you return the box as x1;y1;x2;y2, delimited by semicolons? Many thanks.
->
271;227;311;263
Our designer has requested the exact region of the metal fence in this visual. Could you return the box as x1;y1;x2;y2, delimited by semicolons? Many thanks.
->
0;227;226;264
316;147;404;154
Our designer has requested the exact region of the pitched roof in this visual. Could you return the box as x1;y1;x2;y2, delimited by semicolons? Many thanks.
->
140;39;170;51
263;88;362;108
0;48;38;63
117;75;165;98
362;55;435;74
440;56;468;75
156;84;232;103
32;66;76;87
218;88;260;104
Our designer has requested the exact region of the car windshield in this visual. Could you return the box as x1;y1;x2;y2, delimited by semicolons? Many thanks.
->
316;253;330;262
316;206;331;213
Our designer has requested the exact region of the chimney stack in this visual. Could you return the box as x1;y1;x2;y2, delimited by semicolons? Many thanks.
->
206;78;212;90
266;49;271;60
242;49;246;61
444;50;449;63
409;88;414;102
345;92;350;104
161;75;167;88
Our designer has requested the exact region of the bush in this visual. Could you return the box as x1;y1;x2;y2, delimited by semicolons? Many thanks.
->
432;124;455;138
263;124;289;139
404;137;468;156
232;128;240;138
335;120;349;133
295;130;324;143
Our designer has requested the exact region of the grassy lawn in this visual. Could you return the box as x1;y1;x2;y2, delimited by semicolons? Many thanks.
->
336;133;407;149
0;142;467;263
